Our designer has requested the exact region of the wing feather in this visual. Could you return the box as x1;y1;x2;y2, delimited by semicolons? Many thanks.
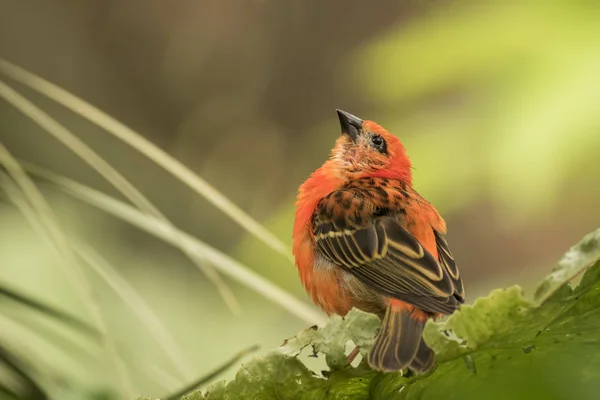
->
313;189;464;314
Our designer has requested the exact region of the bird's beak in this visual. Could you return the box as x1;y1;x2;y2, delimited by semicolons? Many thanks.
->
336;109;363;142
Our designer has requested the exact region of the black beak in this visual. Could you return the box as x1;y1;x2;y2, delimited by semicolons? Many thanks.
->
336;109;363;142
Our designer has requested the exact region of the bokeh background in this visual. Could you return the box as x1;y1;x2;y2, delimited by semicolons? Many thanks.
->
1;0;599;398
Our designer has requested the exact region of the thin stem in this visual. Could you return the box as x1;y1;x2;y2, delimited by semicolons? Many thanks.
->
0;78;240;317
0;58;293;262
163;345;259;400
0;161;136;397
25;163;327;326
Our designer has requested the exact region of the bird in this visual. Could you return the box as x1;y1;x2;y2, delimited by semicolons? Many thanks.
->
292;109;465;373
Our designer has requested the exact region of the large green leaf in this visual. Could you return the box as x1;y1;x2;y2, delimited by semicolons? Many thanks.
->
156;228;600;400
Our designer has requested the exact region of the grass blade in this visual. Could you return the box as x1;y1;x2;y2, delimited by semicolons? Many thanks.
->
74;242;190;385
24;163;327;326
0;343;47;400
0;77;240;315
0;58;292;262
163;345;259;400
0;308;101;366
0;159;136;397
0;143;88;299
0;311;96;388
1;184;189;387
0;280;99;336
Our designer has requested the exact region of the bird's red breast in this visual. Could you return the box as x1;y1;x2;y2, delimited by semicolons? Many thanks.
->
293;165;346;314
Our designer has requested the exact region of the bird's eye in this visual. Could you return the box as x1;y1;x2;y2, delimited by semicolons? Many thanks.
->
370;134;387;153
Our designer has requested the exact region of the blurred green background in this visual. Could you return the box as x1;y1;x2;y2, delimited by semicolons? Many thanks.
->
0;0;599;398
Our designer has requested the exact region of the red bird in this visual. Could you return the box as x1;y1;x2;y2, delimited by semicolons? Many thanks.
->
292;110;465;373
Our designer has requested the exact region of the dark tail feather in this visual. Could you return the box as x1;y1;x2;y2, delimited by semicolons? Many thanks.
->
367;305;424;373
409;338;435;372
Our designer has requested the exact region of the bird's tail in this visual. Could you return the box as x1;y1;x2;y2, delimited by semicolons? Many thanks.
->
367;301;434;373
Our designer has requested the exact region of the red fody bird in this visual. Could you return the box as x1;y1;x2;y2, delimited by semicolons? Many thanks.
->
292;110;465;373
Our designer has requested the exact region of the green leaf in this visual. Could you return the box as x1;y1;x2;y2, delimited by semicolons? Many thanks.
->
168;228;600;400
534;228;600;304
202;354;374;400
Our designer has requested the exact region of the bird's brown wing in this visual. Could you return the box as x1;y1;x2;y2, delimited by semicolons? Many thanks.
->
434;230;465;302
313;198;464;314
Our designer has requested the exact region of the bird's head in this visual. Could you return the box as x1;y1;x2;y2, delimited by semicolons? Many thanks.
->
326;110;412;184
